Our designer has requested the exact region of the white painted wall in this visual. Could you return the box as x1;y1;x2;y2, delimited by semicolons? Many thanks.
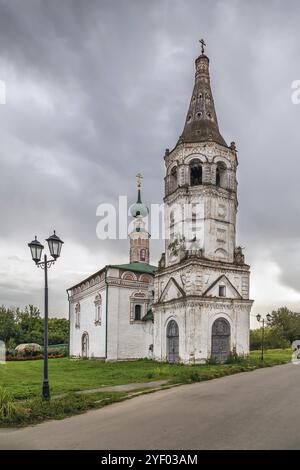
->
107;284;153;360
153;301;251;364
69;286;107;358
69;267;154;360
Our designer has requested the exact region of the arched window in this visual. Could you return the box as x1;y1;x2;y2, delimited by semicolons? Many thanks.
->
94;294;102;324
134;304;142;321
75;303;80;328
190;160;202;186
170;166;177;192
211;318;230;363
167;320;179;363
140;249;146;261
216;163;227;188
81;332;89;358
216;166;221;187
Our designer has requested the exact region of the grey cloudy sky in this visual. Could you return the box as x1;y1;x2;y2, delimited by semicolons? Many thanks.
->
0;0;300;325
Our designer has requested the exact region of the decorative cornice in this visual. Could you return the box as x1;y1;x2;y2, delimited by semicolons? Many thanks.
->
165;141;236;166
153;295;253;310
108;279;153;290
70;282;106;302
155;257;250;278
164;185;237;205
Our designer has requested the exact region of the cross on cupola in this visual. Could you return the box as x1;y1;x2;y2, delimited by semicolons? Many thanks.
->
136;173;143;204
199;38;206;55
136;173;143;189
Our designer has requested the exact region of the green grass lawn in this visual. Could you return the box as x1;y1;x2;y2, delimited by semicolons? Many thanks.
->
0;349;292;400
0;348;292;427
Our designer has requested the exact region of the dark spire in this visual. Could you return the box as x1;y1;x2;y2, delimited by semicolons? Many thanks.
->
180;42;227;147
130;173;148;218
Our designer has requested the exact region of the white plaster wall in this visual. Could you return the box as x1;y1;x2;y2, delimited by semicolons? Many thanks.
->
107;285;153;360
153;301;251;363
69;287;106;358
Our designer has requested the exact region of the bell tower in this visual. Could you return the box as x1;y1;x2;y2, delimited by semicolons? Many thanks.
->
153;41;253;364
129;174;150;264
163;44;238;266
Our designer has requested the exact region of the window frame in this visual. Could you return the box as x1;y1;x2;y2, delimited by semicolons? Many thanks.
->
219;285;226;297
94;294;102;325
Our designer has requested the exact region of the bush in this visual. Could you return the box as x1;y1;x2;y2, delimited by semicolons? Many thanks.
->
226;349;247;364
0;387;18;422
6;354;65;361
48;344;68;356
4;342;67;361
206;356;217;365
15;343;43;358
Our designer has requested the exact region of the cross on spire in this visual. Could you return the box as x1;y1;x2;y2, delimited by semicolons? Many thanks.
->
199;38;206;55
136;173;143;190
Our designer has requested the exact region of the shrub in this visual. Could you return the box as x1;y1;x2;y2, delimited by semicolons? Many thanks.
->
206;356;217;365
48;346;67;357
0;387;18;421
226;350;247;364
15;343;42;355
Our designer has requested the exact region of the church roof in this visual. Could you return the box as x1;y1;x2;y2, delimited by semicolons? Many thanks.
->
110;262;157;274
67;262;157;291
179;50;227;147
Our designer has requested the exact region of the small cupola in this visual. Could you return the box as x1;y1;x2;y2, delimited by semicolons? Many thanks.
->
129;174;151;264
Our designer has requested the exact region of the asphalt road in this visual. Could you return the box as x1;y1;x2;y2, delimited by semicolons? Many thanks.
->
1;363;300;450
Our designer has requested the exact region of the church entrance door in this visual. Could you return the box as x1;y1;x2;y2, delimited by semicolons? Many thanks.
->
82;332;89;358
211;318;230;363
167;320;179;363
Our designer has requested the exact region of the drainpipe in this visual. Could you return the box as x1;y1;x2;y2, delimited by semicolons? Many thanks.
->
104;267;108;360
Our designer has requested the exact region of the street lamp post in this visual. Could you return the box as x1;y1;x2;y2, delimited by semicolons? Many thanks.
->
256;313;272;361
28;231;64;399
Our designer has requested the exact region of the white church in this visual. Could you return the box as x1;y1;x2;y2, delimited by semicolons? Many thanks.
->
68;44;253;363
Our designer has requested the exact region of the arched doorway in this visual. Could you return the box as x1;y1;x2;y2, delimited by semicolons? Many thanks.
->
81;332;89;358
211;318;230;363
167;320;179;363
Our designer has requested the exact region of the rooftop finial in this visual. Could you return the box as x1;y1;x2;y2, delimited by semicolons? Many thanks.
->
136;173;143;190
199;38;206;55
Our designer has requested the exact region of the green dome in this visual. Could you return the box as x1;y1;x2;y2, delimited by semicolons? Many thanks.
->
130;202;149;218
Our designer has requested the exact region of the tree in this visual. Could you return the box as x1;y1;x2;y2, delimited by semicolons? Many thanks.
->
269;307;300;343
250;326;289;350
0;306;19;344
0;304;69;348
16;305;43;344
250;307;300;350
48;318;69;345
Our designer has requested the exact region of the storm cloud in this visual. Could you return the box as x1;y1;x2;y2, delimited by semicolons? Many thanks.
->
0;0;300;324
